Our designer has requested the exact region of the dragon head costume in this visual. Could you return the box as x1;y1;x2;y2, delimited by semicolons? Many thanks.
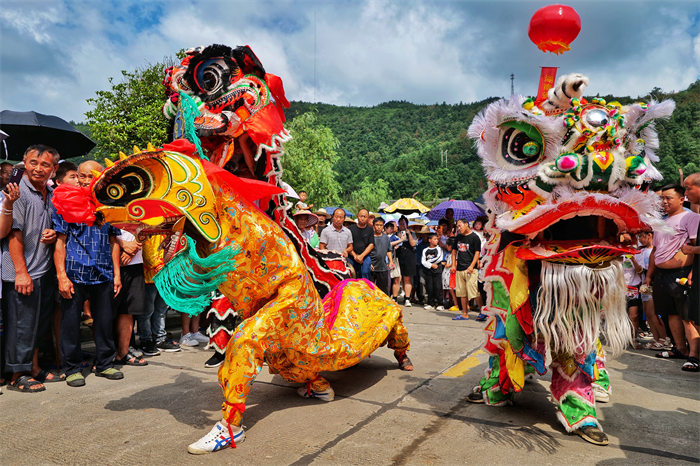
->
466;73;674;444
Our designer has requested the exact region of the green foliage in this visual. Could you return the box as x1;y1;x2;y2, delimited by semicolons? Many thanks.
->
286;99;493;202
286;81;700;200
653;80;700;184
82;66;699;199
347;178;390;214
85;62;172;160
282;112;342;206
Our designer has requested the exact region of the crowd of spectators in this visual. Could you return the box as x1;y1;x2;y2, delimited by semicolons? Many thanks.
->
296;204;488;321
0;145;221;393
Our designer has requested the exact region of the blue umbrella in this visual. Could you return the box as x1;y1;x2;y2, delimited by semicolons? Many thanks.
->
427;199;485;221
322;206;354;217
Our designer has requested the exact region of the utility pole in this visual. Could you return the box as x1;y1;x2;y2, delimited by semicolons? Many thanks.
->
510;73;515;96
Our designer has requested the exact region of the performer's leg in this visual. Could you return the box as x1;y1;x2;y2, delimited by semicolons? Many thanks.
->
386;315;413;370
468;353;513;405
266;351;334;400
592;340;611;403
550;356;608;446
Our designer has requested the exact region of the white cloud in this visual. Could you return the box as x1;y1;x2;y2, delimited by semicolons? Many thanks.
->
0;0;698;123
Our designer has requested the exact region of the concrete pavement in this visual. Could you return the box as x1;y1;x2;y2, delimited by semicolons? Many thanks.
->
1;305;698;464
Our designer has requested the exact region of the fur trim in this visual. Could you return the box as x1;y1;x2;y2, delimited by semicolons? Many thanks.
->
541;73;589;113
535;261;632;366
468;96;565;184
495;186;665;234
254;128;292;161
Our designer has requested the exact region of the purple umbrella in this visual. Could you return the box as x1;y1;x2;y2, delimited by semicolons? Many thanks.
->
427;199;485;222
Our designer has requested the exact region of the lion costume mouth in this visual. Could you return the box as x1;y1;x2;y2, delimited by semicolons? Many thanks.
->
489;188;659;264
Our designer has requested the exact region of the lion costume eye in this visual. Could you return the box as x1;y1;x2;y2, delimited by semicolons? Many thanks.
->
95;166;152;206
498;120;545;167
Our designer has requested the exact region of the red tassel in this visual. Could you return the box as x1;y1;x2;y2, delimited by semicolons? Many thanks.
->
223;402;246;448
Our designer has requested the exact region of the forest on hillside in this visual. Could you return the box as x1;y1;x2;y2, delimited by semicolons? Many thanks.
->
285;81;700;202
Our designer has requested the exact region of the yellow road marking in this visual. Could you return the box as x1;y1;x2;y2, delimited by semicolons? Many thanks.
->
442;350;487;377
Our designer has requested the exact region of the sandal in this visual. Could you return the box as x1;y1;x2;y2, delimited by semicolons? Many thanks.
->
395;352;414;371
655;349;687;359
681;357;700;372
115;351;148;366
452;315;469;320
574;425;609;446
7;375;45;393
34;369;66;383
466;386;484;404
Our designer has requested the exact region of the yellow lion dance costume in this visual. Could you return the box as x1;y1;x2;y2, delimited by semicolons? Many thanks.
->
89;139;412;454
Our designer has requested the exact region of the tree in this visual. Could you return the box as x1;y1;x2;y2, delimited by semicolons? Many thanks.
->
85;61;173;159
282;112;342;207
347;178;390;214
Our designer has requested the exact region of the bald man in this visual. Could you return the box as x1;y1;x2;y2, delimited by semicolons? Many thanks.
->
54;160;125;386
77;160;103;188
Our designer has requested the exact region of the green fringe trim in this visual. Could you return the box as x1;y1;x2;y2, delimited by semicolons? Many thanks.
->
153;235;240;316
178;91;207;160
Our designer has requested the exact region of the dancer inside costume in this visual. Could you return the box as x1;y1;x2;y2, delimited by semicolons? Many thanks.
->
161;44;350;367
465;72;673;445
89;142;413;453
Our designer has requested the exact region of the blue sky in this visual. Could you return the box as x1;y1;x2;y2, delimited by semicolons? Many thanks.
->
1;0;699;122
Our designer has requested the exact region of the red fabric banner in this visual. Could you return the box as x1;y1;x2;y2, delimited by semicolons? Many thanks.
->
535;67;558;106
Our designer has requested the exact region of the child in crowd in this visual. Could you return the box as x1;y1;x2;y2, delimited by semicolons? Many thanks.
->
637;231;670;350
369;217;393;296
413;227;428;305
442;237;458;311
385;221;403;301
421;233;444;310
294;190;314;212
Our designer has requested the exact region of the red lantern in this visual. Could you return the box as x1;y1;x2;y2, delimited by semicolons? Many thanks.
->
528;4;581;55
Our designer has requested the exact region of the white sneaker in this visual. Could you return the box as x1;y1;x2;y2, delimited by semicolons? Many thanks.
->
187;421;245;454
296;386;335;402
424;304;433;310
191;331;210;344
405;300;412;307
436;305;445;311
179;333;199;347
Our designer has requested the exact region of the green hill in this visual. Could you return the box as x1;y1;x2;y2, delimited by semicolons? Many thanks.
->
286;80;700;202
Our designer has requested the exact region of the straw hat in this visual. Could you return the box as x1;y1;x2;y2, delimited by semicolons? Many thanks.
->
313;209;331;220
293;210;318;227
414;225;433;235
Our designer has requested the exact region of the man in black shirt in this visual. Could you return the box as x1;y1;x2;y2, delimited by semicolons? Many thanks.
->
451;219;481;320
369;217;393;295
349;208;374;280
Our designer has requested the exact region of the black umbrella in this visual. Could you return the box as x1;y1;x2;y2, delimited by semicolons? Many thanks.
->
0;110;96;160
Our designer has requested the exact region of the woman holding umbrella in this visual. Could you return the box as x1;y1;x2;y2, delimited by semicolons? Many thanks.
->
395;215;417;306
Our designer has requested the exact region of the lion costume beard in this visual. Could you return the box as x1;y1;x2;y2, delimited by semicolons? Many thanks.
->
535;260;633;365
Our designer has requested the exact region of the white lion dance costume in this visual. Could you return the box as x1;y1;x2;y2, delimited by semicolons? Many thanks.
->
466;73;673;445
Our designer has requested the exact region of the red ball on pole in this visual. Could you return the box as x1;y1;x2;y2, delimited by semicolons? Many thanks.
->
528;4;581;55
